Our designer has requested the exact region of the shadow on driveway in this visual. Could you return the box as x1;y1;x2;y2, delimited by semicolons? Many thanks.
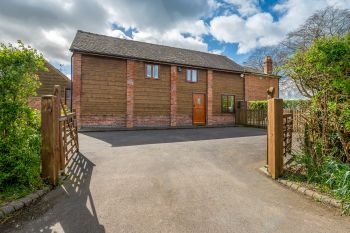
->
81;126;266;147
0;152;105;233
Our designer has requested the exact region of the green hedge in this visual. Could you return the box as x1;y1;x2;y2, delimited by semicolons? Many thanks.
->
248;100;308;110
0;42;45;203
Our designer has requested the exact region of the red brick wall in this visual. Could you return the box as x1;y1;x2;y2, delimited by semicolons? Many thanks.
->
170;65;177;126
28;97;65;111
212;115;235;125
212;71;244;125
72;53;251;128
72;53;82;127
28;97;41;110
126;60;135;128
244;74;279;101
207;70;213;126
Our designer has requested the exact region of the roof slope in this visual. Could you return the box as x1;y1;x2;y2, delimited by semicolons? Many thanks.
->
35;61;70;96
70;30;244;72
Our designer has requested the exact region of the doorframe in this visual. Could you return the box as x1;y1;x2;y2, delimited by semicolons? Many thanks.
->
192;92;207;126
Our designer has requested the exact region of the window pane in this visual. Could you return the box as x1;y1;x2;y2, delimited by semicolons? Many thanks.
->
191;70;197;82
222;96;228;112
186;69;191;81
228;96;234;113
146;65;152;78
153;65;159;79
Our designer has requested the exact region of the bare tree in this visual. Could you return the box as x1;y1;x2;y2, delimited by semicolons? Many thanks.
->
243;45;289;76
282;6;350;52
243;6;350;98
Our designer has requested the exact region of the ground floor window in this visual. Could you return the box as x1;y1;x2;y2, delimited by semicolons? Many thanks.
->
221;95;235;113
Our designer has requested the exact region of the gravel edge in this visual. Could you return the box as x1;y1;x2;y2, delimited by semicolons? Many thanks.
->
0;186;51;219
259;166;342;209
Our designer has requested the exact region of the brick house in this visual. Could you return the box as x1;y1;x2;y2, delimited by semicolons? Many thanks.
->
70;30;279;129
243;56;279;101
29;61;71;110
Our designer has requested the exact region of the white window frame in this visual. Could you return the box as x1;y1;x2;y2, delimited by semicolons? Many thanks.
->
186;68;198;83
145;64;159;79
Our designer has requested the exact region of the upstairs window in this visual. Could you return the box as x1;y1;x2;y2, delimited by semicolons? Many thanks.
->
146;64;159;79
186;69;198;83
221;95;235;113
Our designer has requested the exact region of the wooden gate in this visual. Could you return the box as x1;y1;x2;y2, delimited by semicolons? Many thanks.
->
41;85;79;185
282;113;293;158
59;112;79;169
267;98;294;179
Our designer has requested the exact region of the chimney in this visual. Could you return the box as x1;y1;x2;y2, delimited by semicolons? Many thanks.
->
263;56;273;74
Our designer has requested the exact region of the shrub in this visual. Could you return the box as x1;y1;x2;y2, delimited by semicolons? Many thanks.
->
294;152;350;213
283;33;350;213
0;42;45;200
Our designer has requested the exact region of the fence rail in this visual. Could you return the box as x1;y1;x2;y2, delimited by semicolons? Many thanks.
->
246;109;267;128
236;106;305;132
59;111;79;167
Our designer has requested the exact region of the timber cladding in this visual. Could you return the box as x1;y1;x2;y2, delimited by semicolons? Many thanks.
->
80;55;127;117
212;71;244;116
176;68;207;116
134;61;171;117
36;63;70;96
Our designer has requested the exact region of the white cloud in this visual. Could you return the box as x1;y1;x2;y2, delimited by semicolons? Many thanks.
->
1;0;349;67
105;28;131;39
210;13;284;53
224;0;260;16
0;0;213;67
133;28;208;52
210;0;350;54
209;48;225;55
275;0;350;31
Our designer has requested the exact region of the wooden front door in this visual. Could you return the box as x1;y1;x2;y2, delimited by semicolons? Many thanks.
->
193;93;206;125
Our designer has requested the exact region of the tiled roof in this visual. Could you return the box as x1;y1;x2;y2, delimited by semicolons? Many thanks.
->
243;66;280;78
70;30;244;72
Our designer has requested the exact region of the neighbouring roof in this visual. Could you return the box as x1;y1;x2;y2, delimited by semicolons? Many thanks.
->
35;61;71;96
70;30;245;72
243;66;280;78
243;66;261;73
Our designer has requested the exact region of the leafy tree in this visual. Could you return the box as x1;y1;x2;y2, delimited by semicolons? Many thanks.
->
284;33;350;162
0;41;45;198
244;6;350;98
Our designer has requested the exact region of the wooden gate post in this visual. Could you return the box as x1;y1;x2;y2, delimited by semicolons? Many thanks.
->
41;95;59;185
267;98;283;179
53;85;65;170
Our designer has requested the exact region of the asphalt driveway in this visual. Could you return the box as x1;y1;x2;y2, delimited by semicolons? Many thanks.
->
1;127;350;233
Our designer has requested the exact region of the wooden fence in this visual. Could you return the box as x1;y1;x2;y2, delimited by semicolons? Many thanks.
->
246;110;268;128
41;85;79;185
236;103;305;133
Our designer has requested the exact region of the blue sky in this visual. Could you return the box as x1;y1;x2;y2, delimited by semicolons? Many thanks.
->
0;0;349;77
